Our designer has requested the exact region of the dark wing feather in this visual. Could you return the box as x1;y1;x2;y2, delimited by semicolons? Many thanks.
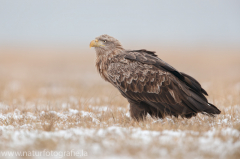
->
126;50;208;95
180;72;208;95
130;49;158;57
107;50;220;118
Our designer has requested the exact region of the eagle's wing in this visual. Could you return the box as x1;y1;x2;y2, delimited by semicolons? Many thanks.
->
107;50;220;118
125;50;208;96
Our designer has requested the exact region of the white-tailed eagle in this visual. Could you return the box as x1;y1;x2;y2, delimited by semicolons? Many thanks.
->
90;34;221;121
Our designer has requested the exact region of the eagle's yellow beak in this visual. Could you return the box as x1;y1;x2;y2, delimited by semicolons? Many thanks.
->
90;39;103;48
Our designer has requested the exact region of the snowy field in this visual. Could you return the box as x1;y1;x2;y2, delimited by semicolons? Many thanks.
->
0;47;240;159
1;104;240;159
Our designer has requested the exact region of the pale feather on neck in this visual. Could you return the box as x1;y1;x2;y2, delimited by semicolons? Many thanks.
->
95;47;124;81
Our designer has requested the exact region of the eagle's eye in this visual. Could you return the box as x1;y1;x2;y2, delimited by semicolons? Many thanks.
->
103;40;107;43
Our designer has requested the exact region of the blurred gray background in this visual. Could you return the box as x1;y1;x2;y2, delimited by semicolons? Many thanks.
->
0;0;240;48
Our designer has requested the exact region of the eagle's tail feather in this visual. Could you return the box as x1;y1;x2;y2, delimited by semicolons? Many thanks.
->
203;103;221;115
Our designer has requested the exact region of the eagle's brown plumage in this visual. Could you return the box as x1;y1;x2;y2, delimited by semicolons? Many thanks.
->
90;34;221;121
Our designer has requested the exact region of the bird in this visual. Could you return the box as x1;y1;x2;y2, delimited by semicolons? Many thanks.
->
90;34;221;121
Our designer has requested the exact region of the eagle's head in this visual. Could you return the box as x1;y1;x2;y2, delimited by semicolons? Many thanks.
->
90;34;123;55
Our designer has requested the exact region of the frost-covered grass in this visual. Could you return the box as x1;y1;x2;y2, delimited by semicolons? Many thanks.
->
0;48;240;159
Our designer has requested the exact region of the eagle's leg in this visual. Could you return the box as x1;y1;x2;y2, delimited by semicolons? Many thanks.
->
146;105;164;119
129;101;149;121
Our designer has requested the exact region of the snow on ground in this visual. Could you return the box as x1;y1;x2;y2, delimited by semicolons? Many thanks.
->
0;125;240;159
0;103;240;159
